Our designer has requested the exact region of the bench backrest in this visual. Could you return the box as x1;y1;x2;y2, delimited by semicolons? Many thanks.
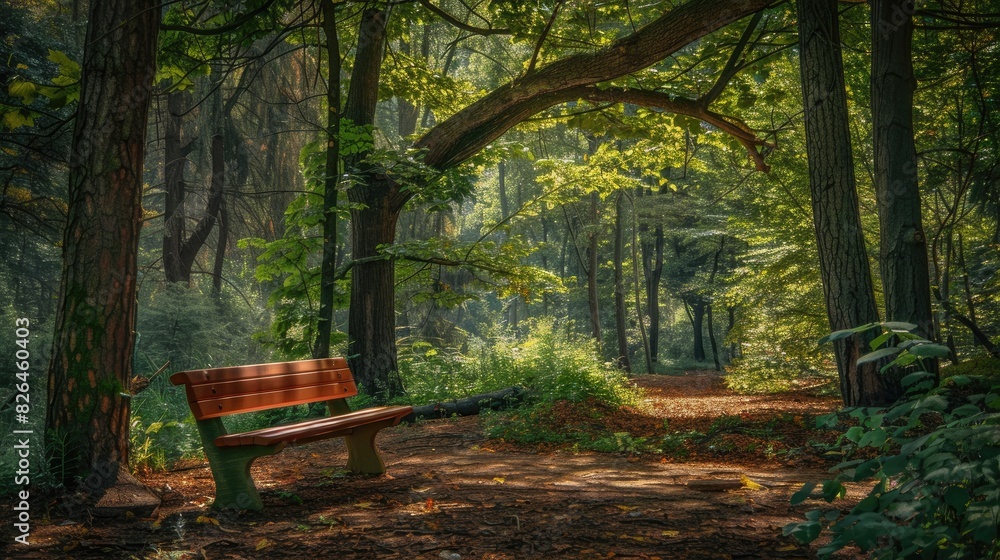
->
169;358;358;420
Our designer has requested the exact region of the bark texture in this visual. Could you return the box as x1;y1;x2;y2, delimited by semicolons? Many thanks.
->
614;191;632;372
313;1;342;359
798;0;889;405
871;0;935;342
344;9;405;399
46;0;161;486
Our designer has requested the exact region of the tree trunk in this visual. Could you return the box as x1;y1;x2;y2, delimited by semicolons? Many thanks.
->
313;1;342;359
691;299;707;361
344;9;405;400
871;0;936;349
707;304;721;371
415;0;775;169
614;191;631;372
798;0;890;406
162;90;190;283
45;0;161;499
587;190;602;347
177;135;225;279
212;198;228;295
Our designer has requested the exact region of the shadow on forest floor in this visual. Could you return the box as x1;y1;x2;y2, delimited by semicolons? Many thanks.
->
4;372;866;559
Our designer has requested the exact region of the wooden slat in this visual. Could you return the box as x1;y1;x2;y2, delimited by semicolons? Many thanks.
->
170;357;348;386
190;381;358;420
187;368;354;401
214;406;413;447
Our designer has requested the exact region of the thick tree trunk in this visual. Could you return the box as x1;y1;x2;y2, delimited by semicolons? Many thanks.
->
344;9;405;399
798;0;890;406
614;191;631;372
348;185;404;398
871;0;936;345
314;1;342;359
46;0;161;499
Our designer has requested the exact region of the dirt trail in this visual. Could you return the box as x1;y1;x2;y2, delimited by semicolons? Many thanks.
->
4;372;863;559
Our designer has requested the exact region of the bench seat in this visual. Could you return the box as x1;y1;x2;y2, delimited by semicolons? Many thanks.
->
214;405;412;447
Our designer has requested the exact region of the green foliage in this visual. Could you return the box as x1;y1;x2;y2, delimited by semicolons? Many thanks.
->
129;282;269;471
135;282;262;374
725;354;823;394
400;317;637;407
785;334;1000;559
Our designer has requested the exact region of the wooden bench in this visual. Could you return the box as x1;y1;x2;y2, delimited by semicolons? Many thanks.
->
170;357;412;511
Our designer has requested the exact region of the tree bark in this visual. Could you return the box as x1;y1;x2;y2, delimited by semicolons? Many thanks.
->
798;0;890;406
871;0;936;346
401;386;525;423
587;190;602;347
344;9;405;399
313;1;342;359
691;299;707;362
614;191;631;372
46;0;161;495
162;90;190;283
177;135;225;279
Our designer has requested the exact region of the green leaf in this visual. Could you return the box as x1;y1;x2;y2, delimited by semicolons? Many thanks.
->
943;487;970;514
818;328;858;345
901;371;935;387
857;347;902;365
869;331;894;350
908;343;951;359
790;481;817;505
881;454;909;476
2;109;35;130
882;321;918;331
9;80;37;104
845;426;864;443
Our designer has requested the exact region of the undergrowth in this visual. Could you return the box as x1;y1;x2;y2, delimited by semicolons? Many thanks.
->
786;325;1000;560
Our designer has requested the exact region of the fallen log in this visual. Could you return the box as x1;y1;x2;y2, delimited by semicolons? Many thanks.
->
401;386;526;423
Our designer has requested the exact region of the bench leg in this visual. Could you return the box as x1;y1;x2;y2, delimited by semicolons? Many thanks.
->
208;445;282;511
344;419;398;474
195;418;282;511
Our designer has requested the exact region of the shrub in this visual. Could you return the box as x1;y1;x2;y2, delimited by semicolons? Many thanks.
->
399;317;639;407
785;327;1000;560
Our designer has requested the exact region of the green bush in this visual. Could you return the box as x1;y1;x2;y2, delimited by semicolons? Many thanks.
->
399;317;638;407
785;329;1000;560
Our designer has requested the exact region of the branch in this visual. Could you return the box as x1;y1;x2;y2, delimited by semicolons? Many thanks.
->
418;0;511;36
570;86;773;171
160;0;279;35
702;11;764;106
415;0;778;170
936;291;1000;358
527;0;565;74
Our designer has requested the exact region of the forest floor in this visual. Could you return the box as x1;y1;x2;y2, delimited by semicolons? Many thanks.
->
7;371;868;559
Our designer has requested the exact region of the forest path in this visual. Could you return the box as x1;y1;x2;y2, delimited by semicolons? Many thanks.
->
10;372;863;559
